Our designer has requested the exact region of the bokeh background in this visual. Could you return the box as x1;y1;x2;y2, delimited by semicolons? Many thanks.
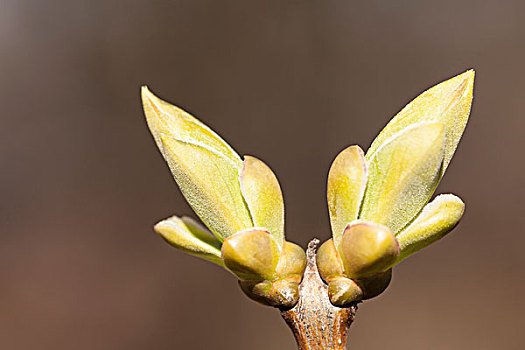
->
2;1;524;349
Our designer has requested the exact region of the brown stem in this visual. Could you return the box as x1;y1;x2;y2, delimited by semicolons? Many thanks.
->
280;239;357;350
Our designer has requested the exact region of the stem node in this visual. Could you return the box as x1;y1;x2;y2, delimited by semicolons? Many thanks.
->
280;239;357;350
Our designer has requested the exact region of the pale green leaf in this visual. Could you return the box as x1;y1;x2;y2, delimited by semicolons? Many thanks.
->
366;70;474;175
396;194;465;262
142;86;241;166
141;87;254;239
359;122;445;234
180;216;222;249
327;145;368;246
159;134;253;240
155;215;225;267
240;156;284;249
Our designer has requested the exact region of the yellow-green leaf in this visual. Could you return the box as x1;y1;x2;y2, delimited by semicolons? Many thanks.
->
240;156;284;248
327;145;368;246
366;70;474;175
154;215;224;267
158;134;253;240
142;86;241;166
180;216;223;249
360;122;445;234
396;194;465;262
221;229;280;281
141;87;253;239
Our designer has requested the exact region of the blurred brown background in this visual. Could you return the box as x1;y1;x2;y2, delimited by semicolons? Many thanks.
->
1;1;524;349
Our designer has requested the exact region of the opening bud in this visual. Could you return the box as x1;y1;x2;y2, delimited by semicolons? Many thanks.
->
326;275;363;307
316;238;345;283
276;241;307;279
355;269;392;300
239;276;300;308
338;221;400;278
221;229;280;281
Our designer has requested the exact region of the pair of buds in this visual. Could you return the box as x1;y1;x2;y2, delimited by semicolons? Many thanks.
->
155;220;306;308
321;183;464;307
317;221;397;306
223;229;305;308
143;69;474;309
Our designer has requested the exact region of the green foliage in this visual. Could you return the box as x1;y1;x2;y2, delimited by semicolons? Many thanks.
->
396;194;465;262
142;87;252;239
142;69;474;309
318;70;474;306
142;88;305;308
240;156;285;249
360;122;445;234
155;216;224;266
327;145;368;247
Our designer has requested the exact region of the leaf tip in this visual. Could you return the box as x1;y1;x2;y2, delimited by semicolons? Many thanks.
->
140;85;155;106
456;69;475;96
464;68;475;79
153;215;179;238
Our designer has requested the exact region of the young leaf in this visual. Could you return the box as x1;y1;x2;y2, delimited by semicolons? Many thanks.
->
240;156;284;248
396;194;465;262
366;70;474;175
180;216;223;249
155;215;224;267
327;145;368;246
159;135;253;240
359;122;445;234
142;86;241;166
141;87;253;239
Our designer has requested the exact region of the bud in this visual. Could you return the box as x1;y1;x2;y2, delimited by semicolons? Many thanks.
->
239;280;273;306
316;238;344;283
276;241;307;279
326;275;363;307
231;238;304;307
221;229;280;281
270;276;301;308
355;269;392;300
338;221;399;278
239;276;301;308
